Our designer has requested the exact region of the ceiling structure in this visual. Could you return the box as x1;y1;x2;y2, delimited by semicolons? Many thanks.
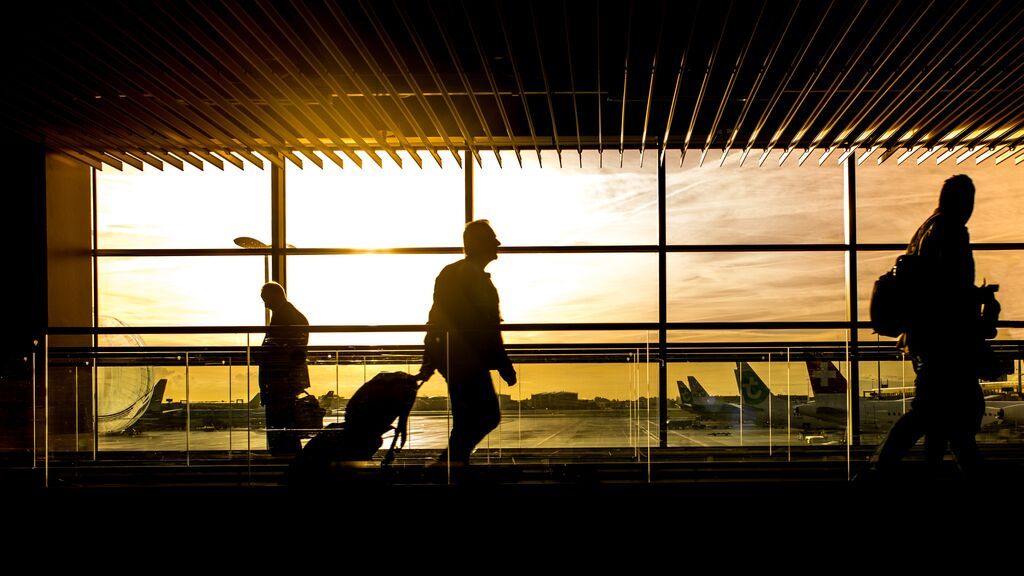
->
4;0;1024;170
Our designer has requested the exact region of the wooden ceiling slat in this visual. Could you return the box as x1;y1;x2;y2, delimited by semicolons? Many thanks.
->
659;4;699;166
618;2;631;168
318;2;441;168
397;2;482;167
148;149;186;171
44;43;225;165
8;86;169;170
234;0;393;168
462;0;521;167
596;2;602;163
562;0;584;167
681;0;732;167
721;0;796;166
185;1;355;170
54;38;242;171
741;0;833;166
213;150;245;170
171;150;205;170
701;1;764;167
772;0;875;165
833;1;973;154
105;150;144;171
428;1;501;167
250;0;404;168
361;0;462;167
61;150;106;170
96;6;281;170
915;58;1024;155
126;3;305;168
638;2;664;168
529;1;562;168
8;0;1023;167
794;0;896;165
877;24;1024;166
144;7;324;169
319;2;427;168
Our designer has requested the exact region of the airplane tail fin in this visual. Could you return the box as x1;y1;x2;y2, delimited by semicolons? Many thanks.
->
146;379;168;414
249;392;262;407
677;380;694;405
686;376;711;399
735;362;772;408
805;360;848;395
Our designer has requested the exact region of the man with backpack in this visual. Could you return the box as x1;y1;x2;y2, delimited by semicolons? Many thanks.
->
418;220;517;467
872;174;990;478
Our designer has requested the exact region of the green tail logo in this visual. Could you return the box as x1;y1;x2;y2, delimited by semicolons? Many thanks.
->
737;364;770;405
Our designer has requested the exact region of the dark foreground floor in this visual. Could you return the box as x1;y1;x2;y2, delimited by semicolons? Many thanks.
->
4;446;1022;557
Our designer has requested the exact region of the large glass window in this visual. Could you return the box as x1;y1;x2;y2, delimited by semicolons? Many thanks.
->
667;149;844;244
97;164;271;249
286;151;464;248
476;150;658;246
84;145;1023;461
857;154;1024;243
668;252;846;322
287;254;450;332
97;256;266;331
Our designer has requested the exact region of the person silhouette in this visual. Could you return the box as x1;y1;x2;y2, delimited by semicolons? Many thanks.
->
872;175;989;479
257;281;310;456
417;220;517;467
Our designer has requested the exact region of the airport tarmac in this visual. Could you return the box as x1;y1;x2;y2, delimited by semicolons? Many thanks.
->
82;410;1024;454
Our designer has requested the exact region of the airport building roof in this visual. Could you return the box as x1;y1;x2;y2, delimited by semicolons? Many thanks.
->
4;0;1024;170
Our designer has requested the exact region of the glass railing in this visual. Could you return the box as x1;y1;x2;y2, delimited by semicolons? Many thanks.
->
33;326;1024;487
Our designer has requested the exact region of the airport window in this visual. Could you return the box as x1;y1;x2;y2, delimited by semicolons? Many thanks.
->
88;151;1024;454
667;252;847;322
97;256;266;338
856;152;1024;243
97;164;271;249
285;151;464;249
475;150;658;246
666;149;844;245
287;253;451;332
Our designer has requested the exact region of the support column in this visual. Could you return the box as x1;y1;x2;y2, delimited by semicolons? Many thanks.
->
271;157;286;289
658;153;668;448
464;150;474;223
844;156;861;445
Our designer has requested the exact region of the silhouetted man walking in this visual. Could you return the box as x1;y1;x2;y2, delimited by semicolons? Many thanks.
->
874;175;987;478
258;282;310;455
418;220;517;466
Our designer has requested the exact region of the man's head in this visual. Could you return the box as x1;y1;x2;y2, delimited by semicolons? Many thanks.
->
937;174;975;224
260;282;288;311
463;219;500;264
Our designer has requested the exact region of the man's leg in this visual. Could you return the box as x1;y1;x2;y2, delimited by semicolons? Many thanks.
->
446;370;498;465
266;396;300;456
874;409;927;476
948;430;981;477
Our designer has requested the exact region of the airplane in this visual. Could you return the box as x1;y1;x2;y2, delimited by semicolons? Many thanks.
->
997;403;1024;426
734;362;821;429
129;379;267;432
797;359;1007;430
675;376;749;428
795;360;910;430
674;367;820;429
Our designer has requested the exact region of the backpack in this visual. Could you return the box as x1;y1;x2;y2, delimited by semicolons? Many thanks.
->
344;371;422;465
869;254;923;337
